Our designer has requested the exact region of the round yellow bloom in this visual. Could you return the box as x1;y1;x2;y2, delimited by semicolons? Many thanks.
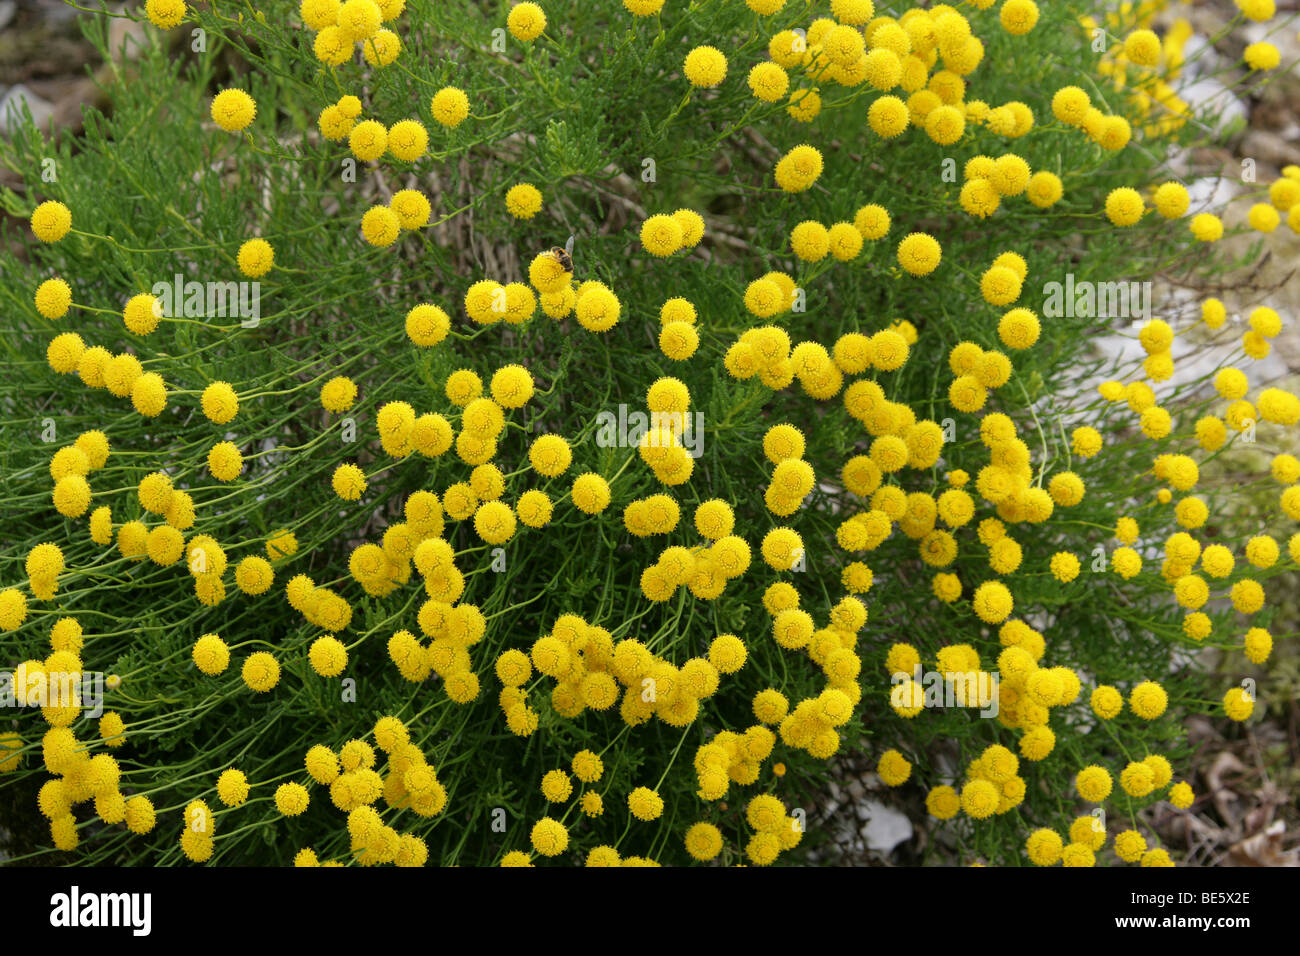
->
146;0;188;29
877;749;912;786
641;214;684;256
361;205;401;247
571;473;611;513
530;816;569;856
332;463;367;501
1153;181;1189;219
1051;86;1090;125
1026;171;1063;208
507;2;546;41
1129;680;1168;719
1105;187;1144;227
1123;29;1161;66
35;277;73;319
897;232;941;275
337;0;381;40
628;786;664;821
748;61;789;102
1223;686;1254;721
1190;213;1223;242
1244;41;1280;71
242;652;280;692
207;441;243;482
1000;0;1039;36
309;636;348;677
998;307;1040;350
685;822;723;861
684;46;728;88
275;781;310;816
774;144;824;193
868;95;909;137
430;86;470;127
236;238;274;278
506;183;543;219
211;88;256;132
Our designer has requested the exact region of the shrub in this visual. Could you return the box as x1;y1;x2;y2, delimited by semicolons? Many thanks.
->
0;0;1296;867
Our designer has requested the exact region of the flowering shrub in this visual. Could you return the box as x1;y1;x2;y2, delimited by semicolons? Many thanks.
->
0;0;1297;867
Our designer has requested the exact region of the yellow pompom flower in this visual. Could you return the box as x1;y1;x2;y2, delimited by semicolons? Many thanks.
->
748;61;790;102
275;782;310;816
430;86;470;127
897;232;941;275
540;769;572;803
529;816;569;856
1000;0;1039;35
1244;41;1279;71
571;473;611;514
1223;686;1254;721
507;2;547;41
1105;187;1144;227
337;0;381;40
217;769;250;807
321;376;358;413
146;0;187;28
309;636;348;677
998;308;1040;350
1075;765;1112;802
361;205;401;247
684;46;728;88
628;786;664;821
235;238;274;278
877;749;912;786
361;28;402;66
1189;213;1223;242
47;331;85;375
868;95;909;137
31;200;73;244
684;822;723;861
211;88;256;132
35;277;73;319
192;633;229;675
659;322;699;360
1129;680;1168;719
506;183;543;219
200;381;239;424
774;144;824;194
641;214;684;257
1123;29;1161;66
1169;781;1194;809
571;749;603;784
237;651;281;694
207;441;244;482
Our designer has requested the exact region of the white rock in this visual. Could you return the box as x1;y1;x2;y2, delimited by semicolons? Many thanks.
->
858;800;914;853
0;84;55;136
1176;78;1248;138
1186;175;1238;213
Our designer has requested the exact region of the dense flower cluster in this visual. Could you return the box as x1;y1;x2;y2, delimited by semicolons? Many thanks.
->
2;0;1295;868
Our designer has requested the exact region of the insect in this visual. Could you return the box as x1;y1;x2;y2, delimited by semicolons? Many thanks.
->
547;235;575;273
